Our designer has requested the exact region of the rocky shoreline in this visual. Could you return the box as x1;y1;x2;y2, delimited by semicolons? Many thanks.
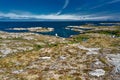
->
0;25;120;80
8;27;54;32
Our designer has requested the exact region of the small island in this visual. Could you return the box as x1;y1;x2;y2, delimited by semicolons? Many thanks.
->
8;27;54;32
65;25;94;33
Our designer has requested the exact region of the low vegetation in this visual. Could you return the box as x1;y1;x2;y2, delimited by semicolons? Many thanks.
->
0;25;120;80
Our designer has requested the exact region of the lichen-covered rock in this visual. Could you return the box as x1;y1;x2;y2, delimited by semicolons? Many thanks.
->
114;64;120;74
78;46;100;55
89;69;105;77
107;54;120;74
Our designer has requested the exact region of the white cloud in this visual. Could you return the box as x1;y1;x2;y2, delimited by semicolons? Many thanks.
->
0;12;112;20
0;12;80;20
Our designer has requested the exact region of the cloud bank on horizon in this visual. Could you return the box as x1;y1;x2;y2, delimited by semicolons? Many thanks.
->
0;0;120;21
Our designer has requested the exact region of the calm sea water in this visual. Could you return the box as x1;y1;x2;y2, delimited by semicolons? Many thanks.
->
0;21;120;38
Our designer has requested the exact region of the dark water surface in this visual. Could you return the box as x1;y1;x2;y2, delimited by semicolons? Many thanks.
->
0;21;120;38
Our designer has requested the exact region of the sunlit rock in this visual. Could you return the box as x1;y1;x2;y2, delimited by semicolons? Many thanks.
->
40;57;51;60
107;54;120;74
89;69;105;77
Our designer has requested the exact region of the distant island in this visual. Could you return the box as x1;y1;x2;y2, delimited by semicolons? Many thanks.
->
8;27;54;32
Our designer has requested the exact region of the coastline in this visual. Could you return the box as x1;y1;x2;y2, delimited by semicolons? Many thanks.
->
0;24;120;79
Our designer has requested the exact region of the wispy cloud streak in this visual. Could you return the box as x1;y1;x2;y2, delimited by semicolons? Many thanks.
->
108;0;120;4
56;0;69;15
63;0;69;9
91;0;120;9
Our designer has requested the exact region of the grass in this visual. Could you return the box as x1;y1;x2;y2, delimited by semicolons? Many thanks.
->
0;26;119;80
59;75;74;80
84;25;120;37
0;50;40;70
72;34;90;43
75;77;82;80
34;44;43;50
8;37;23;40
103;66;113;72
98;57;108;66
47;43;59;47
87;30;120;37
77;33;120;48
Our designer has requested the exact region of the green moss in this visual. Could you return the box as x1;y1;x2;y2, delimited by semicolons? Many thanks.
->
111;42;120;47
75;77;82;80
67;41;77;44
99;57;107;65
34;44;43;50
47;43;59;47
50;78;56;80
59;75;73;80
73;35;89;42
83;68;92;73
103;67;112;72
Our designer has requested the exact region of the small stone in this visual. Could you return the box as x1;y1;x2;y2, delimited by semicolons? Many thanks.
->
59;56;66;60
12;70;23;74
40;57;51;60
86;51;98;55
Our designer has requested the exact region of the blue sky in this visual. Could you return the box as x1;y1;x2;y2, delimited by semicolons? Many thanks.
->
0;0;120;21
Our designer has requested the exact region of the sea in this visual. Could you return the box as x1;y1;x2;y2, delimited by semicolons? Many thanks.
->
0;21;120;38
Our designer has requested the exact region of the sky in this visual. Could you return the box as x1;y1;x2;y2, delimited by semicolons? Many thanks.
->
0;0;120;21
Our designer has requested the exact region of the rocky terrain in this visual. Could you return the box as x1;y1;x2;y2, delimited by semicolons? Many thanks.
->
8;27;54;32
0;25;120;80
